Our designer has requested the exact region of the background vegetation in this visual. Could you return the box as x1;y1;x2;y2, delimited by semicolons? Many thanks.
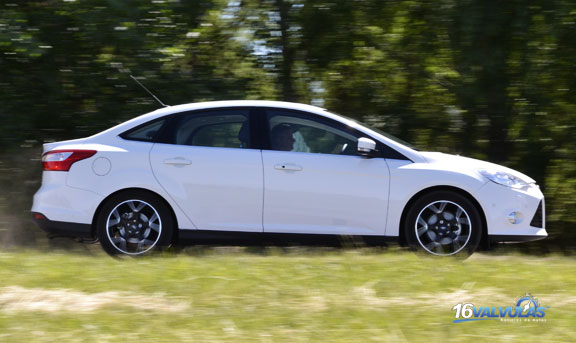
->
0;0;574;250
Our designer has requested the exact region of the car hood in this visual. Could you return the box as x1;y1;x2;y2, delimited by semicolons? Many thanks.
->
419;151;536;184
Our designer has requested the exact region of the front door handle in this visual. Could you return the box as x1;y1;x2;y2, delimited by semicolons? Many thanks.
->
164;158;192;166
274;163;302;171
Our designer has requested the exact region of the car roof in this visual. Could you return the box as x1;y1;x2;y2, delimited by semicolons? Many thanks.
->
154;100;327;114
95;101;332;137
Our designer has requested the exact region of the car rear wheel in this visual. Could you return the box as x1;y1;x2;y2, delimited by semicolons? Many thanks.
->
96;190;174;256
404;190;482;256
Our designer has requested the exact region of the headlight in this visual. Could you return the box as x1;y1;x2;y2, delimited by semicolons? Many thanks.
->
478;169;529;189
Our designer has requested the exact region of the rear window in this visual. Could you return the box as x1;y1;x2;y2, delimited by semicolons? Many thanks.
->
121;119;165;142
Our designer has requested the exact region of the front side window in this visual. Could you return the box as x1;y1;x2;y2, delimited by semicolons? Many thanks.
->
267;110;360;156
165;109;251;149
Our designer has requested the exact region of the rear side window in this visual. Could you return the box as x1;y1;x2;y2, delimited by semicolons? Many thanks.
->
121;119;165;142
164;109;251;149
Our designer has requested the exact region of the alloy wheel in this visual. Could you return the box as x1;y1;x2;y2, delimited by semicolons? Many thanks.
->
105;199;162;255
414;200;472;256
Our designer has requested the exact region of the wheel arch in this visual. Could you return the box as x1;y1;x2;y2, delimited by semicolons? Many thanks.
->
398;185;488;249
91;187;179;242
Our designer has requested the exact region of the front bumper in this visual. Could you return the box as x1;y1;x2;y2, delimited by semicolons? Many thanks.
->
476;181;547;241
489;234;547;243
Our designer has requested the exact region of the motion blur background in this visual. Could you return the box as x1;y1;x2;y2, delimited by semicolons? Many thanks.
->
0;0;574;251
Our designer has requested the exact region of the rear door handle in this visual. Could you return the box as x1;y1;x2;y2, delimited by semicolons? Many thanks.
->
274;163;302;171
164;158;192;166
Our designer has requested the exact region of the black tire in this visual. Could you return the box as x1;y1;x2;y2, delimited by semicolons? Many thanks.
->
96;190;175;256
404;190;482;256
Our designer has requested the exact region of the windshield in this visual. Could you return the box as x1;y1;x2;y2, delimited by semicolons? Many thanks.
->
329;111;420;151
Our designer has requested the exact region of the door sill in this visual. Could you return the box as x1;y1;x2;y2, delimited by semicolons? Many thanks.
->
176;229;397;247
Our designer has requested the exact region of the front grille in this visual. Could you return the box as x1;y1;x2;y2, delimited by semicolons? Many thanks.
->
530;201;543;228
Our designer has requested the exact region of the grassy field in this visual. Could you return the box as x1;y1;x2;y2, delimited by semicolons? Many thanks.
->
0;247;574;342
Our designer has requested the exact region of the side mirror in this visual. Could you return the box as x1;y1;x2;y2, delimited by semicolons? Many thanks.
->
357;137;377;157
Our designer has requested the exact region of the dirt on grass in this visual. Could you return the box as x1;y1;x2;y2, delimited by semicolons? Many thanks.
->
0;286;189;313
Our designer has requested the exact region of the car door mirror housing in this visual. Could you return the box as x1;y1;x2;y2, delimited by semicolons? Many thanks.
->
357;137;378;157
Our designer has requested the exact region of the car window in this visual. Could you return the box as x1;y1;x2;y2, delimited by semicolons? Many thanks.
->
122;119;165;142
267;110;360;155
168;110;250;149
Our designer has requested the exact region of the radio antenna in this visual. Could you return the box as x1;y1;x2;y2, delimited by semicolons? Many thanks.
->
130;75;169;107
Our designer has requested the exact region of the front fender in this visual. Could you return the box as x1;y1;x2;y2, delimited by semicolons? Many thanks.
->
384;159;487;236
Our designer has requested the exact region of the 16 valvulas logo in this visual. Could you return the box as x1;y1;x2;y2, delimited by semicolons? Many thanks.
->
452;293;548;323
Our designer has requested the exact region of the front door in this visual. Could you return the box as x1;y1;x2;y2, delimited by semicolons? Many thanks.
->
262;109;390;235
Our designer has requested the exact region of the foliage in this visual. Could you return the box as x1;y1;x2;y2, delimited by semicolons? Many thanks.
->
0;0;575;247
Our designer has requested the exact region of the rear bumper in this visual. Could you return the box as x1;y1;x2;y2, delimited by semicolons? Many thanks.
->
32;212;93;239
31;173;104;225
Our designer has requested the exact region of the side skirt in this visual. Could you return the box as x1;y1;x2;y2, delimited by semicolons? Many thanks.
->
176;230;398;247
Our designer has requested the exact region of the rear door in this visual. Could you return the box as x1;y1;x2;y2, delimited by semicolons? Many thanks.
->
150;108;264;232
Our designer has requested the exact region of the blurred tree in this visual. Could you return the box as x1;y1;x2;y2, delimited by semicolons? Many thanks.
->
0;0;575;248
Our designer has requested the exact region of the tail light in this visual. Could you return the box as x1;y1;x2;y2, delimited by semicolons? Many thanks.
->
41;150;97;171
32;212;47;220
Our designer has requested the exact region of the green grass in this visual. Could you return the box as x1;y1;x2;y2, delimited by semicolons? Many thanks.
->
0;247;574;342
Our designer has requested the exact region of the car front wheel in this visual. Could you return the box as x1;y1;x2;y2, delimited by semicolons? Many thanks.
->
96;190;174;256
404;190;483;256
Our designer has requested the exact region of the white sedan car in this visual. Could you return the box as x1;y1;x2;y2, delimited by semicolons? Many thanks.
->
31;101;546;256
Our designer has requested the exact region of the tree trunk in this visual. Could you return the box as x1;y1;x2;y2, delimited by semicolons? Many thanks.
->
276;0;297;102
